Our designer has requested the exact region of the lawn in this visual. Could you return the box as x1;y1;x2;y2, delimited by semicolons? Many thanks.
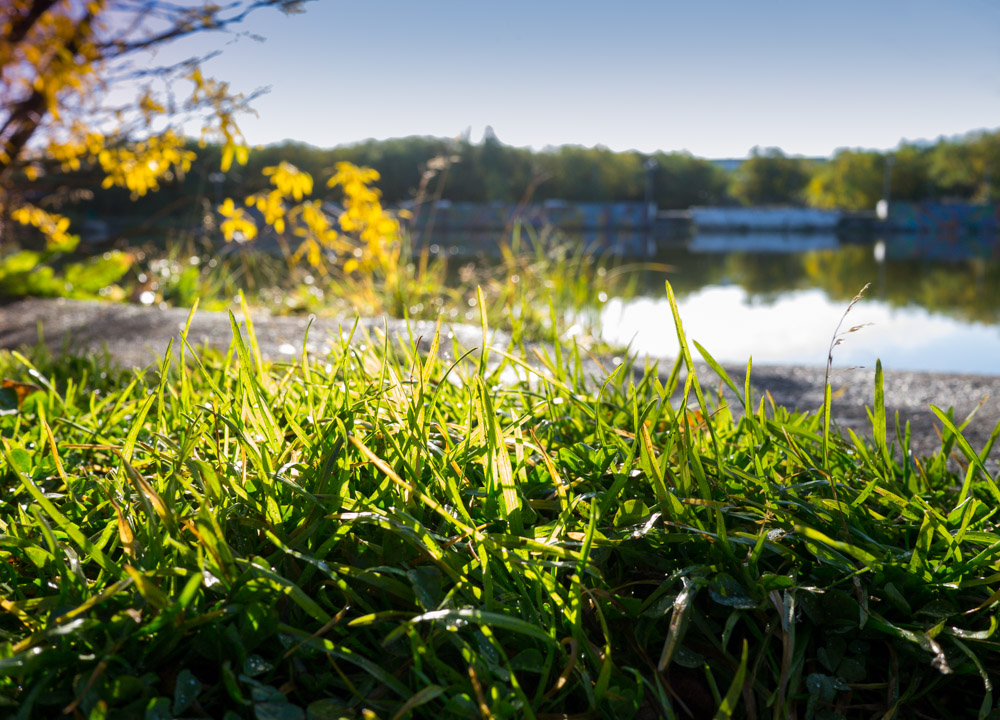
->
1;285;999;719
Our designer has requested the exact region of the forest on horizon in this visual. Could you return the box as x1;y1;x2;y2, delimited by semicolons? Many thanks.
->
21;125;1000;228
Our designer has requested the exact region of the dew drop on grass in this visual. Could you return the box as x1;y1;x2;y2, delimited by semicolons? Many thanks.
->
243;655;274;677
173;668;202;714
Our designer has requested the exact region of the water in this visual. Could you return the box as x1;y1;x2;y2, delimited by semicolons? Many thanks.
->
590;233;1000;375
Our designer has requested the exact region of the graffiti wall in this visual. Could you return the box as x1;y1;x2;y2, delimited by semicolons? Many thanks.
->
407;202;649;234
883;233;1000;262
405;202;654;255
689;207;841;231
888;203;999;235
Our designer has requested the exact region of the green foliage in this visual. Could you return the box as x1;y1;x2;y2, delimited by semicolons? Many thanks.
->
927;131;1000;202
30;134;733;225
0;244;131;299
651;150;731;208
807;146;933;211
16;129;1000;257
1;297;999;718
890;144;933;202
12;129;1000;261
807;149;885;211
731;146;812;206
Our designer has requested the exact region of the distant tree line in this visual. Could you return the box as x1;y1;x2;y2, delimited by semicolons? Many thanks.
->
31;126;1000;225
184;127;734;210
729;132;1000;210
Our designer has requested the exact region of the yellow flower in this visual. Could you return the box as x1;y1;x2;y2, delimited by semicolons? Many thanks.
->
218;199;257;242
11;204;79;250
263;162;313;200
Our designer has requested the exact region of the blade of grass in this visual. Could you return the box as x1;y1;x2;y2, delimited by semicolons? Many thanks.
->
873;359;892;474
932;405;1000;505
411;607;555;646
658;577;699;671
5;438;122;579
713;640;748;720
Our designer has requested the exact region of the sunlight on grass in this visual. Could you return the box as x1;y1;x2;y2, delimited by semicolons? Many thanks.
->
1;285;999;718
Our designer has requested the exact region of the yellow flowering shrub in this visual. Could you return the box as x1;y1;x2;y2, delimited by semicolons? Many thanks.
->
1;0;285;251
187;67;250;173
9;204;78;251
97;130;197;199
220;161;403;279
327;162;402;275
218;198;258;243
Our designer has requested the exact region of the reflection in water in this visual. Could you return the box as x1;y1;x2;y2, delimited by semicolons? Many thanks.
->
600;287;1000;375
571;231;1000;374
688;233;840;253
625;235;1000;326
428;229;1000;373
600;232;1000;374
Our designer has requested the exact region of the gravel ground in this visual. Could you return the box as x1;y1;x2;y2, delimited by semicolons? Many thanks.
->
3;296;999;462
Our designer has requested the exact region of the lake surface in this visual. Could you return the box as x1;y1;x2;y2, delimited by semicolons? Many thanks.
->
580;232;1000;375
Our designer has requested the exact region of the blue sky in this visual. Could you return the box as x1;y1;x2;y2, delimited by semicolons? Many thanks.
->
173;0;1000;158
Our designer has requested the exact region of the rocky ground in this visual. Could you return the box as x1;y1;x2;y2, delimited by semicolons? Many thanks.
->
3;296;999;463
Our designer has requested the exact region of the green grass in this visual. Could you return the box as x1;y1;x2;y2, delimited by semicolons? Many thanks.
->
143;225;640;348
2;285;1000;720
15;222;644;351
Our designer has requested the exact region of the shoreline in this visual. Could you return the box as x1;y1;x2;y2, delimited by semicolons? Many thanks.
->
2;297;998;462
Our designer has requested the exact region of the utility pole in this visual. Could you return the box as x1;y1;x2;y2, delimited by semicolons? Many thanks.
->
877;155;893;222
644;158;658;227
644;158;658;256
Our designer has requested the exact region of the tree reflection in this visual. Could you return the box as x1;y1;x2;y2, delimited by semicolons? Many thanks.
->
642;237;1000;325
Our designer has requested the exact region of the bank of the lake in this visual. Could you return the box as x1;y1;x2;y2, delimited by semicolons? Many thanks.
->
3;296;998;462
